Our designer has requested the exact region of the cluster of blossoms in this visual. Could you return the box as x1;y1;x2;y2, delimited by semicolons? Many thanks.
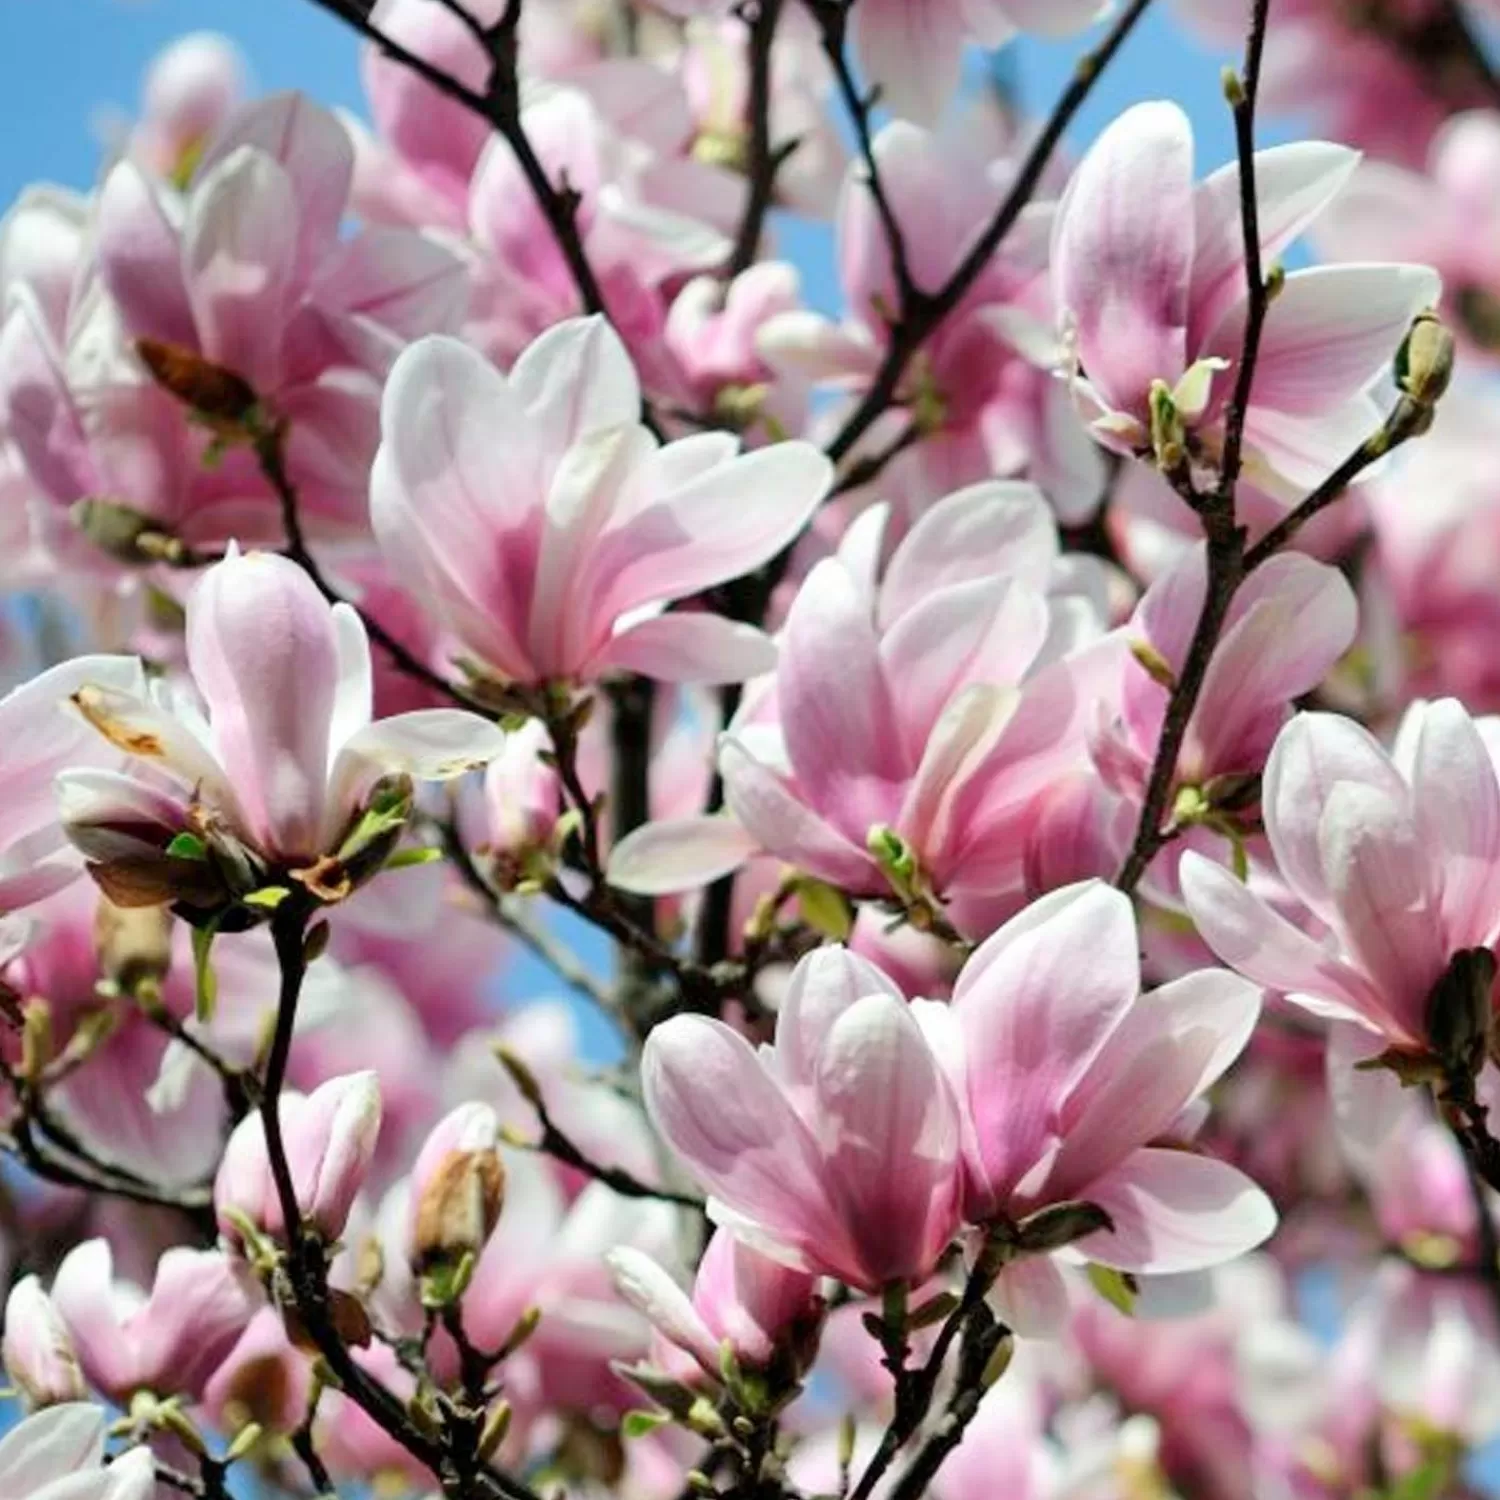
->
0;2;1497;1498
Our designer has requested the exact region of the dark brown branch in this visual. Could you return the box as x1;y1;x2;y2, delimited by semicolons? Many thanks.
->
253;424;485;713
1113;0;1270;895
300;0;664;439
260;899;542;1500
726;0;790;278
821;0;1158;468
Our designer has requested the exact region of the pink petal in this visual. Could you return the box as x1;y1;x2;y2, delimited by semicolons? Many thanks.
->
989;1254;1071;1340
1079;1149;1277;1273
1262;711;1410;922
1052;102;1195;417
584;439;833;626
1179;850;1392;1031
371;335;535;680
198;92;354;287
775;946;908;1096
94;161;197;350
778;559;908;841
849;0;970;125
642;1016;848;1273
1049;969;1261;1194
606;815;760;896
1407;699;1500;948
595;613;777;685
1192;554;1358;777
719;737;880;893
1188;141;1360;351
877;480;1057;629
812;993;963;1288
951;880;1140;1213
187;549;340;860
1318;781;1448;1040
182;147;298;392
1208;263;1442;416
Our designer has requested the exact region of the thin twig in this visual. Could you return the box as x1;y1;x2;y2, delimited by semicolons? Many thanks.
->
253;424;482;712
1113;0;1271;895
725;0;790;277
300;0;664;439
822;0;1158;468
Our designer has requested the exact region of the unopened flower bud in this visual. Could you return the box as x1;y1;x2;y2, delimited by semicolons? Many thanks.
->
136;338;258;427
215;1072;383;1249
1;1276;85;1408
482;722;563;891
94;897;173;998
1395;309;1456;409
1426;946;1496;1083
409;1103;506;1284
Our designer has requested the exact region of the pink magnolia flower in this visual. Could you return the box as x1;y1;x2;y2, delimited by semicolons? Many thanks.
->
465;82;732;383
201;1306;312;1439
1312;111;1500;361
1183;699;1500;1057
2;1276;85;1409
664;263;810;440
1091;547;1357;899
58;547;505;887
215;1071;383;1248
643;945;964;1292
710;482;1101;936
97;91;465;396
371;315;832;688
0;1404;154;1500
609;1230;823;1387
761;121;1102;524
1051;101;1439;513
923;881;1273;1328
0;654;148;913
49;1239;258;1403
128;32;247;183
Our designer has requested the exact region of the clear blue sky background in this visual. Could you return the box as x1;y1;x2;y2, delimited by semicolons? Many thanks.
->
9;3;1495;1491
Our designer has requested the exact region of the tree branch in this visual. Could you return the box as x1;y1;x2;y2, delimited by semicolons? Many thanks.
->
1113;0;1270;895
725;0;790;278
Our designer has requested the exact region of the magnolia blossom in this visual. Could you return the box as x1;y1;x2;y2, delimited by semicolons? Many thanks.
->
1051;101;1439;515
216;1071;383;1247
372;315;832;688
58;548;505;893
0;1404;154;1500
643;945;964;1292
708;483;1101;935
922;881;1273;1330
127;31;247;181
1091;547;1357;901
610;1230;823;1387
97;92;464;396
2;1277;85;1409
49;1239;258;1403
1183;699;1500;1058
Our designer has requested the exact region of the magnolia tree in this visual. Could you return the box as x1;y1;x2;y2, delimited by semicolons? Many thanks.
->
1;0;1499;1496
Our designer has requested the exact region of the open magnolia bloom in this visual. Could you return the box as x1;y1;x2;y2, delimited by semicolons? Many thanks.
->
1183;698;1500;1068
371;315;833;690
1051;100;1440;505
57;547;505;910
